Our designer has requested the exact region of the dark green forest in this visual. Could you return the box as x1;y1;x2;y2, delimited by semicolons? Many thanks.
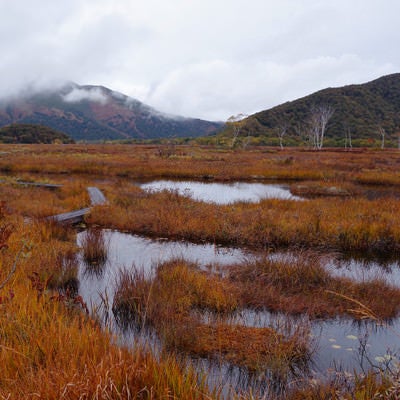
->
0;124;75;144
224;73;400;147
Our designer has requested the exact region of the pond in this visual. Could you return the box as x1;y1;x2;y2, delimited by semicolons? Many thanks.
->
138;180;302;203
76;230;400;396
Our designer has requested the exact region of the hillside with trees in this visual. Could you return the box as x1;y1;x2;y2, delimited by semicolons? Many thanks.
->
0;124;75;144
225;73;400;148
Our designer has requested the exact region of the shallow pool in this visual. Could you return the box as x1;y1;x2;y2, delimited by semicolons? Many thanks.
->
139;180;302;204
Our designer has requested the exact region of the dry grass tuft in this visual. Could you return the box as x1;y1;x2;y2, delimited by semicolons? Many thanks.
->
80;227;108;266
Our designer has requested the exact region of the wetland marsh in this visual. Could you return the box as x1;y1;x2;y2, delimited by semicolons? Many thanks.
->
77;229;400;397
1;144;400;398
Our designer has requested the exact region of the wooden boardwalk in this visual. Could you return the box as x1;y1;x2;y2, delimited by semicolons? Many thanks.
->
0;179;107;225
87;187;107;206
16;181;63;189
0;179;62;189
50;187;106;224
50;207;92;224
0;179;107;224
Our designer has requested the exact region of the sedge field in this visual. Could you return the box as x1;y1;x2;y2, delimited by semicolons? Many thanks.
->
0;144;400;399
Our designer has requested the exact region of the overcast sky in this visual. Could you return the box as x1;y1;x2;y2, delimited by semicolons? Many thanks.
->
1;0;399;120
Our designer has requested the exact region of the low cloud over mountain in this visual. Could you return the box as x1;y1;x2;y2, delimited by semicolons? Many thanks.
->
0;83;222;141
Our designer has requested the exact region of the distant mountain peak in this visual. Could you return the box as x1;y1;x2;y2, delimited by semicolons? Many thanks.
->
0;83;222;141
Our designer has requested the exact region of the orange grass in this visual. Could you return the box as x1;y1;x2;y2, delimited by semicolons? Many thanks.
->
1;144;400;185
0;217;215;399
80;227;108;265
228;254;400;320
0;180;90;218
0;287;213;399
169;322;310;375
113;260;239;326
88;187;400;255
113;260;311;374
1;144;400;398
3;145;400;255
287;371;399;400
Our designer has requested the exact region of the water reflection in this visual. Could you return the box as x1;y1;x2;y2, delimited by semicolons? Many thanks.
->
203;308;400;377
76;230;400;396
270;251;400;287
311;318;400;376
139;180;302;204
77;230;249;318
327;256;400;286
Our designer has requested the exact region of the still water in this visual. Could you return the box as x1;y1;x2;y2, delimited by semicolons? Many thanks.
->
77;230;248;311
139;180;302;203
77;230;400;390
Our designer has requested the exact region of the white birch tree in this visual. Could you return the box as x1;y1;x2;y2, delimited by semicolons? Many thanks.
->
308;104;335;150
276;122;288;150
377;125;385;149
226;113;248;148
343;122;352;150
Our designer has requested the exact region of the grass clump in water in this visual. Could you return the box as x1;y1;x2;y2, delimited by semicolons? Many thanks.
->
80;227;108;266
112;259;312;377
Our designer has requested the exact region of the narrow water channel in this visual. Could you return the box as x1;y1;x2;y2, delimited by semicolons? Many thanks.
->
76;230;400;396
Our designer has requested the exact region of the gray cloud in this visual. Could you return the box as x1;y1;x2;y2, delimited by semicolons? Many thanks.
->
1;0;399;120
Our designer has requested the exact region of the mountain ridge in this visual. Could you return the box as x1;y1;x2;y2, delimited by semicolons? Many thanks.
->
0;83;223;141
237;73;400;147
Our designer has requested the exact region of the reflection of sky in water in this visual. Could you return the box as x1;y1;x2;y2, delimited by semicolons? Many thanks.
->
327;257;400;287
77;230;249;312
219;310;400;377
139;180;302;204
77;230;400;385
270;252;400;287
311;318;400;375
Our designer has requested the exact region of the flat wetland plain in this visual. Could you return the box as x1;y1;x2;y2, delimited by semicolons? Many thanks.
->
1;144;400;399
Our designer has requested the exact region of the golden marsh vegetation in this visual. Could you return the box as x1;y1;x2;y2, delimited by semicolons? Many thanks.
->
0;144;400;398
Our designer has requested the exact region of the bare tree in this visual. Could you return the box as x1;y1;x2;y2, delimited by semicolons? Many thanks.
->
226;113;248;148
275;122;288;150
307;104;335;150
343;122;352;150
377;125;385;149
308;109;320;149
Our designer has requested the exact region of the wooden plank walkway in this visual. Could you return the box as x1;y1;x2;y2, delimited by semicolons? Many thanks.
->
16;181;63;189
49;187;106;224
50;207;91;224
0;179;106;225
87;186;107;205
0;179;63;189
